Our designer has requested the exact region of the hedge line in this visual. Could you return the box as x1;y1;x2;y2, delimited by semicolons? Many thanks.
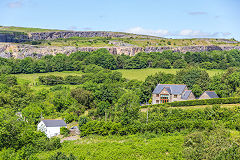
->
145;97;240;108
79;120;214;136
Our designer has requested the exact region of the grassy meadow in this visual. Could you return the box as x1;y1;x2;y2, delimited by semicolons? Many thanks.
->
12;68;225;90
14;71;83;91
0;26;63;33
118;68;224;81
36;134;184;160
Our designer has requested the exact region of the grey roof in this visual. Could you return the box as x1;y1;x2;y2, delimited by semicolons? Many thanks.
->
152;84;187;95
181;90;192;100
204;91;219;98
42;120;67;127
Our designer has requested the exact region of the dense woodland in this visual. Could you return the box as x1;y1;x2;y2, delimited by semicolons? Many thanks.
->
1;49;240;159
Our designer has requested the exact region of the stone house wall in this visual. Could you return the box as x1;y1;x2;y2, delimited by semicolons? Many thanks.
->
198;92;211;99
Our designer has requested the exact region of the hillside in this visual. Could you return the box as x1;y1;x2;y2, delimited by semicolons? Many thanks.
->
0;26;240;58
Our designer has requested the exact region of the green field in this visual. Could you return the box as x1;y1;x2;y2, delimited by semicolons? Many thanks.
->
118;68;225;81
0;26;63;33
13;69;225;88
14;71;83;84
14;71;83;91
36;134;184;160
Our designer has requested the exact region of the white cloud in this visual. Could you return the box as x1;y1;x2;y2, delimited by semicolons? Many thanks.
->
178;29;219;37
222;32;232;36
125;27;228;38
126;27;169;37
7;0;23;8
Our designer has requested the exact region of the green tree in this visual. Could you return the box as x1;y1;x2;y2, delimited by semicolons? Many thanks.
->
192;84;203;97
175;67;210;89
115;91;140;125
22;103;43;124
97;101;111;117
173;59;187;69
70;88;93;108
153;59;172;69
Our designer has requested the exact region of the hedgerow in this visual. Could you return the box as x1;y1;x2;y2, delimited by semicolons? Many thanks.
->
145;97;240;108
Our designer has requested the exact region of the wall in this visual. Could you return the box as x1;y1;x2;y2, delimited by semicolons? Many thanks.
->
46;127;61;138
187;92;196;100
199;92;211;99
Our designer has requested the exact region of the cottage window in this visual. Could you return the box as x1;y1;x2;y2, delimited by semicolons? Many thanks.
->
156;100;159;104
156;94;159;97
160;94;169;103
174;95;177;98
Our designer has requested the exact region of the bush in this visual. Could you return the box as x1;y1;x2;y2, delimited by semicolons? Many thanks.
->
78;116;90;128
146;97;240;108
79;120;214;136
173;59;187;69
60;127;70;137
153;59;172;69
39;75;64;85
48;152;77;160
83;64;104;73
65;75;82;85
0;75;17;86
183;128;240;160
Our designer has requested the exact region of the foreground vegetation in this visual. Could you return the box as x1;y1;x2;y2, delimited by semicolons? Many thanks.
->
2;48;240;159
36;134;184;159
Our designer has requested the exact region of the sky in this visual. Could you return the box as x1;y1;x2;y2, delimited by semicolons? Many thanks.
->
0;0;239;40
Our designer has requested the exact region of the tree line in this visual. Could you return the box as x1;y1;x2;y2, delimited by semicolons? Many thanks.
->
1;49;240;74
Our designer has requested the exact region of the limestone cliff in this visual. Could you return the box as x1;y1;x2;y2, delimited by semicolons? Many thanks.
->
0;31;143;43
1;43;240;59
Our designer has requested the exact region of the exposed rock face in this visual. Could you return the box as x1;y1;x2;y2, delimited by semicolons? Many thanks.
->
0;33;29;43
0;43;240;59
0;31;135;43
29;31;130;41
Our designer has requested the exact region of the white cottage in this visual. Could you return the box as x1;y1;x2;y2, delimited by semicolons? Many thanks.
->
37;120;67;138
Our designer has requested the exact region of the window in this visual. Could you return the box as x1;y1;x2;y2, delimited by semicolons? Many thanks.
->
156;100;159;104
160;94;169;103
156;94;159;97
174;95;177;98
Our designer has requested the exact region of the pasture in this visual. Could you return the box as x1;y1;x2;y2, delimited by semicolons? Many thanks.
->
118;68;224;81
13;68;224;85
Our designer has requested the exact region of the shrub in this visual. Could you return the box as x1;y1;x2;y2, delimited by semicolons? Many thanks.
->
0;75;17;86
146;97;240;108
39;75;64;85
83;64;104;73
173;59;187;69
183;128;240;160
65;75;82;85
153;59;172;69
60;127;70;137
48;152;77;160
78;116;90;128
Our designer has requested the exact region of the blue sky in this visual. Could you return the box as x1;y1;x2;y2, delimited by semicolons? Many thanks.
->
0;0;239;40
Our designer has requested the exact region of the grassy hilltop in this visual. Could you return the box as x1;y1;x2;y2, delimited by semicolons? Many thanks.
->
0;25;239;47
